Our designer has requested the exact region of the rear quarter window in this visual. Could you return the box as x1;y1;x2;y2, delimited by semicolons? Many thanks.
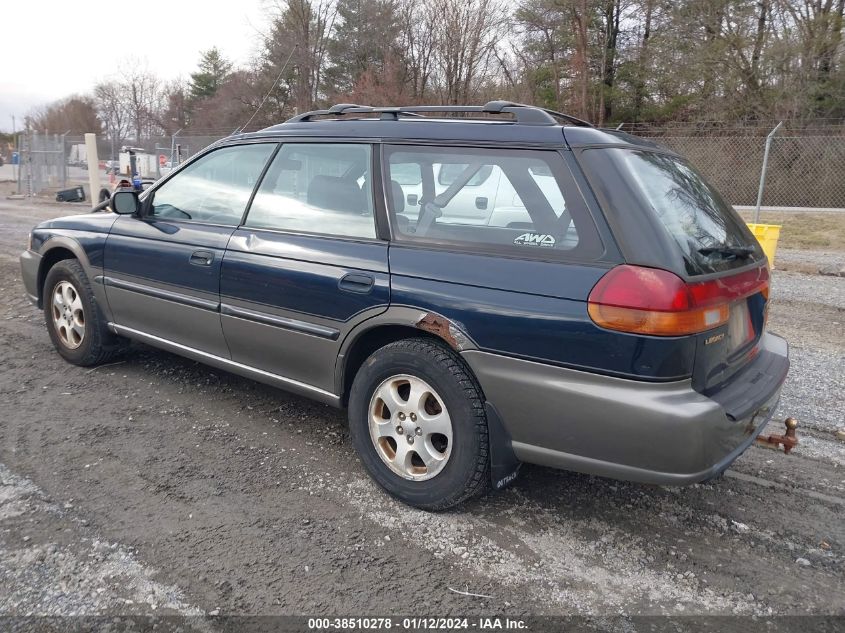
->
384;145;604;261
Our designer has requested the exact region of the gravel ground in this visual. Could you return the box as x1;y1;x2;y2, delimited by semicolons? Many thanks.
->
0;465;202;617
0;198;843;627
776;248;845;274
773;270;845;309
766;271;845;438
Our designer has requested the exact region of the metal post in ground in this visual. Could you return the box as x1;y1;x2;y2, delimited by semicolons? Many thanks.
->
54;133;60;187
61;131;70;187
755;121;783;223
171;129;182;166
25;131;33;197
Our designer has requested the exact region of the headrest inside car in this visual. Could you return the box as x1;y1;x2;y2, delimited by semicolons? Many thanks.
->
390;179;405;214
307;175;365;213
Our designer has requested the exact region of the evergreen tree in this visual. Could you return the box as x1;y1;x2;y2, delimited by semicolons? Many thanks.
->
189;47;233;101
326;0;402;93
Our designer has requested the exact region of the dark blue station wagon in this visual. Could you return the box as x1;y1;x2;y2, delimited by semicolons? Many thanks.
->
20;102;789;510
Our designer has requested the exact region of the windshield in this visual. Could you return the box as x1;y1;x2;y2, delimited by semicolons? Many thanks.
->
595;148;763;275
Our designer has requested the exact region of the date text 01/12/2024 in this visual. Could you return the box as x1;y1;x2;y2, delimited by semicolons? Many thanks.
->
306;617;528;630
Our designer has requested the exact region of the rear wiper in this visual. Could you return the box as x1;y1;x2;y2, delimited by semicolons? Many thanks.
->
698;244;755;259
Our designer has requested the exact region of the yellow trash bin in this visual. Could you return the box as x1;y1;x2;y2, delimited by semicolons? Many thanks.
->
746;223;781;267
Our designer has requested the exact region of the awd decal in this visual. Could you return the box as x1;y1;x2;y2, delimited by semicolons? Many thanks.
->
514;232;555;248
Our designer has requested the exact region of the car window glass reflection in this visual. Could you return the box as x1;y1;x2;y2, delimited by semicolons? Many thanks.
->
150;144;275;225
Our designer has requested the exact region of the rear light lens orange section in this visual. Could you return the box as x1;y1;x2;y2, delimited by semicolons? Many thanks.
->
587;264;769;336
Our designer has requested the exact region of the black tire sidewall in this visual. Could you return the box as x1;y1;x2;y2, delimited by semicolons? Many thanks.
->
43;261;104;366
349;340;487;509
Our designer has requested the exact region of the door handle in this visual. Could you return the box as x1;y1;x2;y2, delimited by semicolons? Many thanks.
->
338;272;375;294
189;250;214;266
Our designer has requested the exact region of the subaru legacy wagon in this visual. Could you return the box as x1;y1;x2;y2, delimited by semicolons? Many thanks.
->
20;102;788;510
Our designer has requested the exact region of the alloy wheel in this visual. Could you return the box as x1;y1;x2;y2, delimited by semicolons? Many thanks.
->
368;374;453;481
51;280;85;349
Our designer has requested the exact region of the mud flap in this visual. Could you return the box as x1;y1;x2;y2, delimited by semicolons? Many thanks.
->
485;402;521;490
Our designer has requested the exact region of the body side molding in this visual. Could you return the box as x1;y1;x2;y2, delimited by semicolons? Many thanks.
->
220;303;340;340
100;276;220;312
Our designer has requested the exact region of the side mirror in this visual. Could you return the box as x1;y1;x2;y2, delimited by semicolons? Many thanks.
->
111;189;140;215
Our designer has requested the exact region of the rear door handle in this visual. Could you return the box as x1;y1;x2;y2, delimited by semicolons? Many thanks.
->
189;250;214;266
338;272;375;294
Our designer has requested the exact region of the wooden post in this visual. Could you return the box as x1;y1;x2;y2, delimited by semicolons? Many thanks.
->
84;133;101;209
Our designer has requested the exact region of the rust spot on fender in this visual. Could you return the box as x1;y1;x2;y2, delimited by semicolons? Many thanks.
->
415;312;469;351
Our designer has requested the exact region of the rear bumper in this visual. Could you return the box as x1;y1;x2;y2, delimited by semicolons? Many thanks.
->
462;332;789;485
20;249;41;306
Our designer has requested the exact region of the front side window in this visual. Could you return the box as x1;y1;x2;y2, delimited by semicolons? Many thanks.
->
149;144;275;225
385;145;602;258
245;143;375;239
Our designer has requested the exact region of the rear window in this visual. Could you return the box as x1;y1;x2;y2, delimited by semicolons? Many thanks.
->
384;145;603;260
591;148;763;275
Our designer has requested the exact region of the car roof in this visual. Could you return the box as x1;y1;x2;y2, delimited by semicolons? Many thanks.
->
238;119;568;146
232;119;668;152
224;102;672;152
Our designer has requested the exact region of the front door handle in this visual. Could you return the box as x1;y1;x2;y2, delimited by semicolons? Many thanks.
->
338;272;375;294
189;250;214;266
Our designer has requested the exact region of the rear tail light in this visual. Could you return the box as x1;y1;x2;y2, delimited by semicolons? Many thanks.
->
587;264;769;336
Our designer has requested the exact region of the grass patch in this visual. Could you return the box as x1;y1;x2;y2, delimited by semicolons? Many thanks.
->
738;212;845;251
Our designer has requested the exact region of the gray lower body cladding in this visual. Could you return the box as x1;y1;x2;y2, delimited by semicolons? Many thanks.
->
462;332;788;485
20;249;41;305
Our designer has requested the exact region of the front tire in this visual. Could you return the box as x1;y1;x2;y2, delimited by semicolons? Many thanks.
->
348;338;490;510
43;259;125;366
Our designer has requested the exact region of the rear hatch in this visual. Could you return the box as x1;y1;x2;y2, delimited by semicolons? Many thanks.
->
577;146;772;395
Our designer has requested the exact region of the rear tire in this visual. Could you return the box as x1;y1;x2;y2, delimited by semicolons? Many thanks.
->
348;338;490;510
43;259;126;366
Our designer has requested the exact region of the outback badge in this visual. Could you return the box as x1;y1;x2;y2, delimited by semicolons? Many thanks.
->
514;232;555;248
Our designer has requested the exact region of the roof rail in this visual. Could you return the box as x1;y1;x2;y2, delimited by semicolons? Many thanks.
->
482;101;593;128
285;102;593;127
327;103;367;114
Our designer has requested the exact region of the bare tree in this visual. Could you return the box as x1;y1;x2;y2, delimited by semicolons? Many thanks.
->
119;63;164;141
429;0;507;104
265;0;338;113
397;0;437;101
94;80;130;144
32;0;845;140
631;0;654;121
598;0;623;124
570;0;590;120
28;95;102;135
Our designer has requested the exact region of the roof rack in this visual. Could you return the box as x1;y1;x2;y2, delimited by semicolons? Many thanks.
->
285;101;593;127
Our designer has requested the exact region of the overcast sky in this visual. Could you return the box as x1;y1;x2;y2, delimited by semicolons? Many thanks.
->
1;0;267;132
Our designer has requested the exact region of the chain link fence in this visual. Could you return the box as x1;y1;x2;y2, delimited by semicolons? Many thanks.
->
14;131;67;195
627;123;845;209
10;133;224;195
145;135;222;163
12;125;845;209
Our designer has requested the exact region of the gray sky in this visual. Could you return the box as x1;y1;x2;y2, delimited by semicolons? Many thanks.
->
1;0;267;132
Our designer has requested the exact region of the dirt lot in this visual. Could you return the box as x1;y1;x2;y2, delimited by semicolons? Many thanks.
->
736;211;845;253
1;198;843;627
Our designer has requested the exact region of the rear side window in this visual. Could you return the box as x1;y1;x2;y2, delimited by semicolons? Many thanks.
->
384;145;603;259
245;143;375;239
585;148;763;275
437;163;494;187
